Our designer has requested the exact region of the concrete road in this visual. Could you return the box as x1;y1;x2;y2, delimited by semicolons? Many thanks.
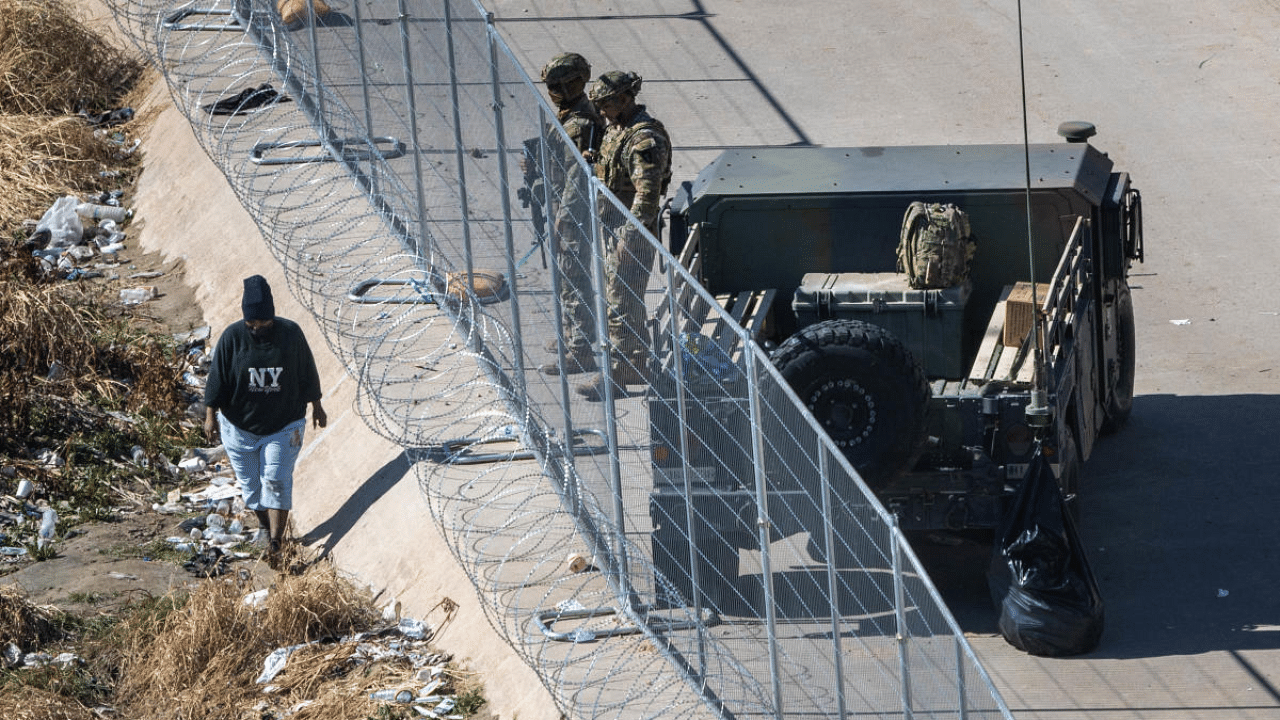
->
490;1;1280;717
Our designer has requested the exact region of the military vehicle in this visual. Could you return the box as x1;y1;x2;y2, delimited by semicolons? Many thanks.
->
646;123;1142;599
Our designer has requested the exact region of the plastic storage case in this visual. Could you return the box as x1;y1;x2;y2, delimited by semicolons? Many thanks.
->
791;272;971;378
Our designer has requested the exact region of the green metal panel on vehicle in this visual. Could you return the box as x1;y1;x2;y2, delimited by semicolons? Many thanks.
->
685;144;1114;202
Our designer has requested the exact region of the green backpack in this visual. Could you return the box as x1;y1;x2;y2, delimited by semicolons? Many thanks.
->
896;202;976;289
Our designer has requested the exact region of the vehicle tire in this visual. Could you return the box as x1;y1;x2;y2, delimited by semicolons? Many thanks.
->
771;319;930;492
1100;282;1136;434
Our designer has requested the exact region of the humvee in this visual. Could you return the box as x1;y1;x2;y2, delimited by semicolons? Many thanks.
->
647;123;1142;597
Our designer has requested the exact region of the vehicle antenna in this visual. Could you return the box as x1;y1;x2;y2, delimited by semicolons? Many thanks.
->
1018;0;1051;429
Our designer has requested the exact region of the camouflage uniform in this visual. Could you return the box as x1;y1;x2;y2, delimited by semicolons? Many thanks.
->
544;94;604;355
593;98;672;366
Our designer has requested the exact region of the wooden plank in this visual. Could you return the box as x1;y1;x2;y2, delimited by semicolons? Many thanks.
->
992;336;1021;381
968;285;1014;383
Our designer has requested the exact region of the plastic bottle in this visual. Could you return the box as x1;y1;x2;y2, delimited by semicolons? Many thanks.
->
369;689;414;703
130;445;149;467
206;513;226;531
15;479;33;499
74;203;130;223
119;286;157;305
38;508;57;549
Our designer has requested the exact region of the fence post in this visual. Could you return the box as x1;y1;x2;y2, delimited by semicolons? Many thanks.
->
444;0;475;275
664;261;710;676
485;13;527;400
818;446;848;720
587;185;631;603
395;0;431;262
744;348;784;719
891;516;914;720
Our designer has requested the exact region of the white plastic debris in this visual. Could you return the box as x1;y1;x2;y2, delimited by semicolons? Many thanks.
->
417;678;443;698
107;572;137;581
382;598;402;623
37;508;57;549
15;479;33;499
178;457;207;474
370;689;414;703
34;196;84;248
1218;589;1229;598
243;589;269;608
37;449;64;469
119;286;157;305
256;643;310;684
1170;318;1191;325
398;617;429;640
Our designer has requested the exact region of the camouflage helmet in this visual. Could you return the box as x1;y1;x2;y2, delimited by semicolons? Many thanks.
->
541;53;592;85
589;71;642;104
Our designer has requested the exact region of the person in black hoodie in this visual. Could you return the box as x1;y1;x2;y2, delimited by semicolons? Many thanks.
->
204;275;326;568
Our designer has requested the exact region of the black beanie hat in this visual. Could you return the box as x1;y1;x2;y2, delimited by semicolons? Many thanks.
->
242;275;275;321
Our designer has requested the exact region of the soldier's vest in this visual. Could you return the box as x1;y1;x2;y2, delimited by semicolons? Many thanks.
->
596;111;672;201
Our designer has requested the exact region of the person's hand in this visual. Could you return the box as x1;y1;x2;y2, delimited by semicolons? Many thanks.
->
203;415;218;444
312;404;328;429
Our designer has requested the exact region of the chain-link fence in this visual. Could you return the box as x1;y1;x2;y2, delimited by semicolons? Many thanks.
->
104;1;1016;718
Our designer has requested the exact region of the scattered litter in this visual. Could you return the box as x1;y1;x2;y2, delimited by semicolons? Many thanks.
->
382;598;402;622
107;572;138;581
370;689;414;703
80;107;135;127
1170;318;1191;325
183;547;229;578
119;286;157;305
243;588;269;608
128;270;163;279
202;83;292;116
37;449;64;468
1218;589;1229;598
399;617;430;640
256;642;311;684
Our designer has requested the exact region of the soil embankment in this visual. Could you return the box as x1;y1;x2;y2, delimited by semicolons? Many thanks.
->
69;3;557;719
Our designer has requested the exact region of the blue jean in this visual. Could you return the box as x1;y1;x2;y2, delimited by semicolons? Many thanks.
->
218;414;305;511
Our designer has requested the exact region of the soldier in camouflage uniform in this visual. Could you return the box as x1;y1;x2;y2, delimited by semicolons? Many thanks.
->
531;53;606;375
576;70;672;401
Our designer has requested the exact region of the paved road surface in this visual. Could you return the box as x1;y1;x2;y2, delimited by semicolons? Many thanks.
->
491;1;1280;718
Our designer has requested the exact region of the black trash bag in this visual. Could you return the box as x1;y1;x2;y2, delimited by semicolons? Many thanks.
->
201;83;292;116
987;442;1104;656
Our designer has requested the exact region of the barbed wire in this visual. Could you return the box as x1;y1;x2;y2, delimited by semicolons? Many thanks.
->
103;2;1014;719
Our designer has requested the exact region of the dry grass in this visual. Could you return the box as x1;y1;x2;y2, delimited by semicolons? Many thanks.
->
0;0;150;235
0;0;144;117
0;585;65;652
0;278;188;449
0;114;124;233
115;563;388;720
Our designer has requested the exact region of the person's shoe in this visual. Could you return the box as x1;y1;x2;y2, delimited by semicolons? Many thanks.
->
250;528;269;547
266;539;283;570
574;359;648;401
539;349;598;375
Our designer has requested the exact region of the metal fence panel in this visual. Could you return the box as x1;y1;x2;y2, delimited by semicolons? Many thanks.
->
104;2;1015;719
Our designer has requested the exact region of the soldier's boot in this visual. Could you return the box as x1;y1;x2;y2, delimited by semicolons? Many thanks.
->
539;347;598;375
575;355;649;401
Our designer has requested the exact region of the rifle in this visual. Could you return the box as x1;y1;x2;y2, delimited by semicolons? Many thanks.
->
516;136;548;268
